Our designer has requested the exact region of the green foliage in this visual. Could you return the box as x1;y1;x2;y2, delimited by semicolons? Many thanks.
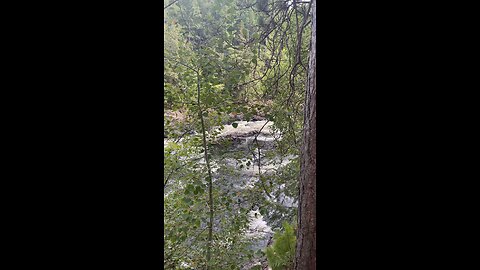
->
265;222;296;270
164;0;313;268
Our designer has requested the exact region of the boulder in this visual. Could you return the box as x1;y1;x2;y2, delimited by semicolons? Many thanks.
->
250;115;266;121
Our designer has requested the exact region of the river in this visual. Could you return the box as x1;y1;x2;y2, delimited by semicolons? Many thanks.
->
165;120;297;269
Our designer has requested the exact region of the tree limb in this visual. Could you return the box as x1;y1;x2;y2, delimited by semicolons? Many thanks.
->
164;0;181;10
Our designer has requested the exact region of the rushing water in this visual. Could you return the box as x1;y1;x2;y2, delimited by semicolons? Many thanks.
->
165;120;297;268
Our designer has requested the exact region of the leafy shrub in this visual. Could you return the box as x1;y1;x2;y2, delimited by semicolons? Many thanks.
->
265;222;296;270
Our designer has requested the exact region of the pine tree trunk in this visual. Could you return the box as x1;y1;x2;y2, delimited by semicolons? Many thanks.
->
294;0;316;269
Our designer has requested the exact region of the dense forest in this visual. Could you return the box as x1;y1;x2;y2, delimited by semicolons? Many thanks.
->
164;0;316;269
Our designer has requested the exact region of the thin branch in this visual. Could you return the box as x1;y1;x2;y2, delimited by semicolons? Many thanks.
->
164;0;181;10
196;68;215;269
245;120;273;199
164;56;198;73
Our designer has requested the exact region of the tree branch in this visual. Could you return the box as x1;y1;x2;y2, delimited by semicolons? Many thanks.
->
164;0;181;10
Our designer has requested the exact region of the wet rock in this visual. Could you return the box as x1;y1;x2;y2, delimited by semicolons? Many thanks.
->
229;112;244;121
250;115;266;121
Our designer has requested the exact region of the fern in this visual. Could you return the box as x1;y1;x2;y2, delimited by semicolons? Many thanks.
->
265;222;296;270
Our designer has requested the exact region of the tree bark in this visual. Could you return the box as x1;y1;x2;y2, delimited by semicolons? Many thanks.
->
294;0;316;269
